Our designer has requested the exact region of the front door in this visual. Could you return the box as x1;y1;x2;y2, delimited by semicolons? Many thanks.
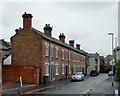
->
66;65;68;79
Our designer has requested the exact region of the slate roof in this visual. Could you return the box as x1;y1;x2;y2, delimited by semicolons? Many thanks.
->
88;53;99;59
31;27;88;56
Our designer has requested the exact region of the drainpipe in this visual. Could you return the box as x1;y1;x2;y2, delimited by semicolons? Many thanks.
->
50;40;51;82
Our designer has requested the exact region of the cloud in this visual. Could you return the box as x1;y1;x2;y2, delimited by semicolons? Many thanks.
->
1;2;118;56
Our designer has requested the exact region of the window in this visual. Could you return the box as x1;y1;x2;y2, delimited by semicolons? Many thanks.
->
74;53;75;61
62;49;64;60
56;64;59;75
76;54;77;61
45;62;49;75
66;50;68;60
78;65;80;71
69;51;70;61
69;64;71;74
56;47;58;58
73;65;75;73
51;45;53;57
45;43;49;56
62;64;64;74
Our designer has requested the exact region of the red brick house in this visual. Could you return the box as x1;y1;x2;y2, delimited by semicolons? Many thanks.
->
5;12;87;84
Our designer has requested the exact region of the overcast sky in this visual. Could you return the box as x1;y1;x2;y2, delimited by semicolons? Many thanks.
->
0;0;118;56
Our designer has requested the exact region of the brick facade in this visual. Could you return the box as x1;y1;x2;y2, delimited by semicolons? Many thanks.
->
8;13;87;84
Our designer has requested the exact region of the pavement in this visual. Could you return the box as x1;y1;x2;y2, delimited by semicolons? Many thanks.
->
2;81;36;92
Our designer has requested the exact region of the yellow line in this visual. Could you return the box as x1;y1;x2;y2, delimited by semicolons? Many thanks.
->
24;84;61;94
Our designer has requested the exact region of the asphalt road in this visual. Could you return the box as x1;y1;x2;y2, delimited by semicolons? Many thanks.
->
33;73;112;94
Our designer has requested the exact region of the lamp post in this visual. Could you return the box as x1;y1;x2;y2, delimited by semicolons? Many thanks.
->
108;32;114;86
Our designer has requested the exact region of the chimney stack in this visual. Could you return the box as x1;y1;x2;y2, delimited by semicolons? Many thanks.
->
69;40;75;47
43;24;52;37
59;33;66;43
22;12;33;30
76;44;80;50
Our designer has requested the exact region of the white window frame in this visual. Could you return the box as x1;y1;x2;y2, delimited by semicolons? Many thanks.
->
66;50;68;60
69;51;71;61
62;49;64;60
56;47;58;58
45;43;49;56
73;64;75;73
62;64;64;74
74;53;75;61
45;62;49;76
51;45;54;57
56;63;59;75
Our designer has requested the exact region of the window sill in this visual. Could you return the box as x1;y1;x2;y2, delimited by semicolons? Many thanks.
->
62;73;65;75
56;73;59;75
45;74;49;76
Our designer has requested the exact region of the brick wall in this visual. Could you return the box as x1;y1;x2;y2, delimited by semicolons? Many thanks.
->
2;65;39;84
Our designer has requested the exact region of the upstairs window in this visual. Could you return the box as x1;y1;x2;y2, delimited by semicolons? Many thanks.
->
74;53;75;61
45;43;49;56
66;50;68;60
62;49;64;60
69;51;71;61
56;47;58;58
51;45;53;57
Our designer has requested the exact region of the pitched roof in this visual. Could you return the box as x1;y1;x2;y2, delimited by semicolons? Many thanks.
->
31;27;87;55
88;53;99;59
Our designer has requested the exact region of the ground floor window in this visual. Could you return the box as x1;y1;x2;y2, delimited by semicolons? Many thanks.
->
56;64;59;75
78;65;80;72
69;64;71;74
73;65;75;73
62;64;64;74
45;63;49;75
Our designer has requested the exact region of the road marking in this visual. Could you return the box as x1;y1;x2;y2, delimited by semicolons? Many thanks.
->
24;84;61;94
80;77;108;95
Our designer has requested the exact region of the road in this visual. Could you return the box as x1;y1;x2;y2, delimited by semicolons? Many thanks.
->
3;73;118;95
32;74;111;94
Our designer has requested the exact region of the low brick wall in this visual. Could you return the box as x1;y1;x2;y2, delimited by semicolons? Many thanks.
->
2;65;39;84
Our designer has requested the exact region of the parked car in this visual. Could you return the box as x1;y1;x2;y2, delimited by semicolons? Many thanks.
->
108;71;114;76
90;70;99;76
71;72;84;81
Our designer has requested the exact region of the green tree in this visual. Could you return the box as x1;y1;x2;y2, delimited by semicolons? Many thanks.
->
115;60;120;81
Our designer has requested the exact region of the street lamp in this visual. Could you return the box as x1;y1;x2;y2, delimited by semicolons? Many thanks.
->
108;32;114;86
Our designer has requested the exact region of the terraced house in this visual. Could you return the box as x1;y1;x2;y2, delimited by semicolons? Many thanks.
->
5;12;88;84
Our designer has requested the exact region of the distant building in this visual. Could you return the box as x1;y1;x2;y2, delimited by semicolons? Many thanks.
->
99;56;105;64
89;53;100;72
87;56;96;75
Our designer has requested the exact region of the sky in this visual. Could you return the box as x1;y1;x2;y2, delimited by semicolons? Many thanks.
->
0;0;118;56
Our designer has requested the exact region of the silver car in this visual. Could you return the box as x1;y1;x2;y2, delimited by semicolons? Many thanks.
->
71;72;84;81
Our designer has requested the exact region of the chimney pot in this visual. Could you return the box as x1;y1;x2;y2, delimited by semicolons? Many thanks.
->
22;12;33;30
59;33;66;43
76;44;80;50
69;40;75;47
43;24;52;37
